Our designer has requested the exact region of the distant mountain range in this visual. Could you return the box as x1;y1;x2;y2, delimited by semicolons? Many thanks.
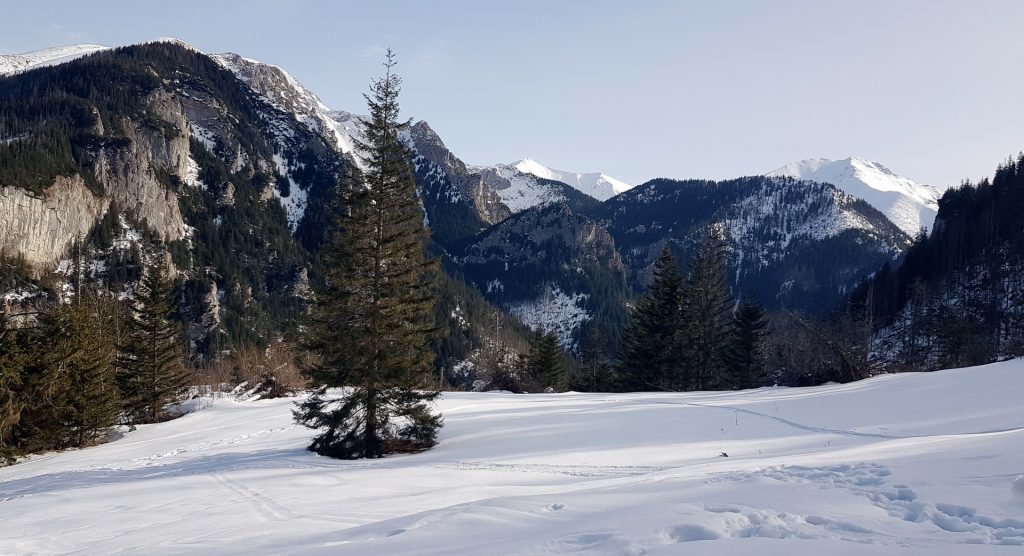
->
0;38;934;355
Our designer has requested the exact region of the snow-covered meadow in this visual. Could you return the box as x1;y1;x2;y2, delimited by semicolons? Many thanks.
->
2;360;1023;554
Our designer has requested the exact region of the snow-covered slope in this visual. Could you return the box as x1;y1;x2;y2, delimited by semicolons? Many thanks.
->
0;39;202;77
209;53;333;134
475;162;574;213
507;285;590;347
3;360;1023;554
514;158;633;201
467;159;627;215
768;158;940;236
0;44;109;76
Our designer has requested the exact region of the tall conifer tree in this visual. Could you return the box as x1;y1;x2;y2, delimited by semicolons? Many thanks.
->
616;246;685;390
48;301;121;447
118;261;188;424
295;50;442;459
680;226;734;390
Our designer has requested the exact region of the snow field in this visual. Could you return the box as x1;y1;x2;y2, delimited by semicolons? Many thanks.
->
1;360;1023;554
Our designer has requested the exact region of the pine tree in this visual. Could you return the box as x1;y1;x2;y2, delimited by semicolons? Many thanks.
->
679;226;734;390
721;300;769;390
526;328;566;391
616;246;685;390
294;50;442;459
118;261;188;424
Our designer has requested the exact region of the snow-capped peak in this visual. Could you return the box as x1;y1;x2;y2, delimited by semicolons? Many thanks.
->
0;38;202;77
0;44;109;76
513;158;633;201
769;157;833;178
767;157;940;236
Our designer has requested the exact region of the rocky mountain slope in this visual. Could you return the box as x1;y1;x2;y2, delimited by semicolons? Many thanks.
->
0;38;929;357
0;40;520;371
204;50;602;234
0;40;346;354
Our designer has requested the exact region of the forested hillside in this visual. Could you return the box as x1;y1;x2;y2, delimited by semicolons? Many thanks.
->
0;41;529;381
595;176;910;313
852;155;1024;370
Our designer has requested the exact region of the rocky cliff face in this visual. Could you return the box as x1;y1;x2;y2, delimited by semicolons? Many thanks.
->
91;89;190;243
0;41;348;359
0;45;329;269
0;176;105;270
0;74;195;269
406;121;509;227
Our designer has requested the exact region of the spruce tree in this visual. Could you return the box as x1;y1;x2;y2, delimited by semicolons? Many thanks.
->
526;328;566;391
294;50;442;459
679;226;734;390
722;300;769;390
616;246;685;390
118;261;188;424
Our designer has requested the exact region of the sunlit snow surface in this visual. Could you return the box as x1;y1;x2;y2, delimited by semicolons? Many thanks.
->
3;360;1024;554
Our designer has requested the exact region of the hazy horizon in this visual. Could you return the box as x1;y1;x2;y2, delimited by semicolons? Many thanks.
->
4;0;1023;188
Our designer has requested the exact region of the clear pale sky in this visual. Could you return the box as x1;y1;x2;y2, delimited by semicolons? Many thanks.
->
3;0;1023;188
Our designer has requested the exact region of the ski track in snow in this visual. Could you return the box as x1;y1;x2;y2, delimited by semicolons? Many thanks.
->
2;361;1024;554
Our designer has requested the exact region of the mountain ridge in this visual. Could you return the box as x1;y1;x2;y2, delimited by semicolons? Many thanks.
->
512;158;633;201
768;157;940;236
0;38;933;354
0;44;109;75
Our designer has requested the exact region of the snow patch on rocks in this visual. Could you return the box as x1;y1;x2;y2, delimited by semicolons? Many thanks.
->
508;285;590;348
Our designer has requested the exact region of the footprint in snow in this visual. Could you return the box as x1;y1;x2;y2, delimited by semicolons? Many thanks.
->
663;524;722;542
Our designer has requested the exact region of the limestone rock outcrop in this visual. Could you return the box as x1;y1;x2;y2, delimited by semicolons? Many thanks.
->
0;175;106;269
